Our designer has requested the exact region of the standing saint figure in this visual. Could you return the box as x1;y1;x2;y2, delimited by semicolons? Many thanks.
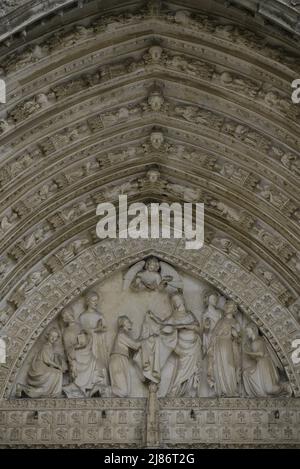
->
137;312;161;383
202;292;222;356
61;300;107;397
17;328;62;398
148;293;202;397
109;316;141;397
243;324;288;397
207;300;241;397
79;291;109;382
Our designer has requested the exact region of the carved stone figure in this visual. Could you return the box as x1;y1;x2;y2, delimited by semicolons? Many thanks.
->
146;88;165;112
166;54;213;79
12;269;48;306
145;45;164;64
145;293;202;397
202;293;222;356
105;180;139;199
79;291;109;380
208;199;240;222
243;324;289;397
146;168;161;184
166;293;202;397
61;295;108;397
150;131;164;150
207;300;241;397
166;182;202;202
0;213;17;235
16;328;62;398
136;311;162;384
279;151;300;175
0;118;12;134
126;256;182;293
212;71;260;97
109;315;141;397
60;202;89;222
23;226;48;250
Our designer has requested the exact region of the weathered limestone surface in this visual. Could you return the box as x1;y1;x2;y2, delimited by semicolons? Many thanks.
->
0;0;299;448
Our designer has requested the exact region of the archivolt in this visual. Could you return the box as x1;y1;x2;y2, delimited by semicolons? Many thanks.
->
0;1;299;396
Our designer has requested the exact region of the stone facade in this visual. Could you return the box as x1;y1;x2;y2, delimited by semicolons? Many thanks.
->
0;0;299;448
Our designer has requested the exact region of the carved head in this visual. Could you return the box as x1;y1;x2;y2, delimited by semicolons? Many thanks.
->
86;291;99;309
0;119;8;131
174;10;191;24
150;131;164;149
224;300;238;316
148;90;164;112
206;293;218;307
146;168;160;183
246;323;259;340
36;93;48;106
118;315;132;331
46;328;60;344
170;293;186;313
148;45;163;63
61;307;75;324
145;256;160;272
220;71;233;84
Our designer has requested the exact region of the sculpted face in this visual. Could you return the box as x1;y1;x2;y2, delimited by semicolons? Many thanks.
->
118;315;132;331
224;300;237;316
48;330;59;344
171;294;185;312
150;132;164;150
146;257;160;272
148;92;164;112
87;293;99;308
147;169;160;183
62;308;74;324
148;45;163;62
124;318;132;331
208;293;218;306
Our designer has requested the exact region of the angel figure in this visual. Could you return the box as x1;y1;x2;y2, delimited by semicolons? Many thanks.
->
124;256;182;293
243;324;291;397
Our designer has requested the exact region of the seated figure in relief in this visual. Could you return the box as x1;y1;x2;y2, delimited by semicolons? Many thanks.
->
243;324;291;397
16;328;62;398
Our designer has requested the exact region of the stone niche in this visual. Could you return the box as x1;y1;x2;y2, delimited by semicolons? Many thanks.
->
1;255;298;448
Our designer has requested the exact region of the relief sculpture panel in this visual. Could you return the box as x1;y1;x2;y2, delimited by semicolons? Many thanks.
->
15;257;291;401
